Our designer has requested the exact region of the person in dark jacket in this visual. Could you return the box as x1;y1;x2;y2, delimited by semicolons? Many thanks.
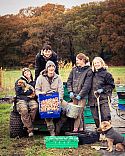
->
15;68;38;137
67;53;93;132
35;44;58;81
88;57;115;128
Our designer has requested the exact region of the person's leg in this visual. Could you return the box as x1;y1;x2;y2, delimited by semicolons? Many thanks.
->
45;118;55;136
16;100;33;135
73;99;86;132
101;103;111;121
28;100;38;122
55;100;68;135
90;106;100;128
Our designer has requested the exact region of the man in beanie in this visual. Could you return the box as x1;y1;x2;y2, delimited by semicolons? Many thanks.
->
15;68;38;137
35;61;67;136
35;44;59;81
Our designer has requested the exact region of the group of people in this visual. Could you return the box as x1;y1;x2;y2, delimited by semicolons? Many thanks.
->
15;43;115;137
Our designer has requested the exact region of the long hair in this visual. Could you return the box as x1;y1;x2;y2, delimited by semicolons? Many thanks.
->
92;57;108;72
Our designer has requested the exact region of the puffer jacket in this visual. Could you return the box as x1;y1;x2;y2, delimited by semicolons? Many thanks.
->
67;65;93;98
15;76;35;101
35;51;58;80
35;70;64;100
88;67;115;106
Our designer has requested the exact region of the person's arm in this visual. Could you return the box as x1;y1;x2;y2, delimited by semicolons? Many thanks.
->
103;72;115;94
67;69;73;93
15;80;33;96
35;76;44;96
35;54;41;81
57;76;64;100
79;70;93;98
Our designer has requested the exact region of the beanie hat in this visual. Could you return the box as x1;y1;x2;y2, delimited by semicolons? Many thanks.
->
45;61;56;69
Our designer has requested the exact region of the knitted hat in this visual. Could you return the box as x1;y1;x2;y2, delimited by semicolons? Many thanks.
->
45;61;56;69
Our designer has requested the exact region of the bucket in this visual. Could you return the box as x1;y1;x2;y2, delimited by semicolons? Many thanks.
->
66;102;82;119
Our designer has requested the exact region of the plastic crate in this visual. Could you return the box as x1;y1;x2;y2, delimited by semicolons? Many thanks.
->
84;107;92;117
117;92;125;99
38;92;61;118
44;136;79;148
121;134;125;137
118;104;125;110
118;99;125;104
84;116;95;124
63;82;71;102
116;85;125;92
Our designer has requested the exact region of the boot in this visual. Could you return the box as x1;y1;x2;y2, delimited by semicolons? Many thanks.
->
47;125;55;136
50;130;55;136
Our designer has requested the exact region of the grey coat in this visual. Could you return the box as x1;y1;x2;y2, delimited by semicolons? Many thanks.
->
35;70;64;100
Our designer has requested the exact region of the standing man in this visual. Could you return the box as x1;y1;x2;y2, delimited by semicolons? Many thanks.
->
35;44;58;81
67;53;93;132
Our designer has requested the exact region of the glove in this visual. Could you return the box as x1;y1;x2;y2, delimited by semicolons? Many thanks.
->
96;89;103;94
75;95;81;100
69;92;74;98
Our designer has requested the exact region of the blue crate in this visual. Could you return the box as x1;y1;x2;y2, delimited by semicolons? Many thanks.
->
118;104;125;110
38;92;61;118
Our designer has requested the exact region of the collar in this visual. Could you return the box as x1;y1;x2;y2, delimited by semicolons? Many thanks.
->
103;127;113;134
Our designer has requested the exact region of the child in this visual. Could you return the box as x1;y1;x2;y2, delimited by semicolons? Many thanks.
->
67;53;93;132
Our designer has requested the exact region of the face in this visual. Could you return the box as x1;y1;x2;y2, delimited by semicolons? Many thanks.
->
76;57;85;67
93;59;102;70
47;65;55;77
23;70;31;79
43;49;52;58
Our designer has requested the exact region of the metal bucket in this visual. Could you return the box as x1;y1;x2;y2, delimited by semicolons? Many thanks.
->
66;102;82;119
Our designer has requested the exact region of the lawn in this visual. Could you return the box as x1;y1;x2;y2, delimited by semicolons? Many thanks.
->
0;104;101;156
0;66;124;155
0;66;125;97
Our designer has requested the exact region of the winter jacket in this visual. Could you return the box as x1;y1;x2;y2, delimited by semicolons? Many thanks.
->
35;51;58;80
88;67;115;106
15;76;35;101
67;65;93;99
35;70;64;100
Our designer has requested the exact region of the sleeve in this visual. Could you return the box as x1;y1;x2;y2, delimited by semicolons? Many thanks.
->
53;54;59;74
15;80;33;96
35;76;43;96
103;72;115;94
67;69;73;93
79;70;93;98
57;76;64;100
35;54;41;81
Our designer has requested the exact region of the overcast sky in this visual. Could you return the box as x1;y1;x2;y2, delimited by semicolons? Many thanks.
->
0;0;103;16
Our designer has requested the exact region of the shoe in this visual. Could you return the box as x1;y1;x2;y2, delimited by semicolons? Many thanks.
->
73;128;78;132
50;131;55;136
28;132;34;137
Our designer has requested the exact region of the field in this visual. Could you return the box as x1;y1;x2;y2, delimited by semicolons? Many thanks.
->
0;66;125;155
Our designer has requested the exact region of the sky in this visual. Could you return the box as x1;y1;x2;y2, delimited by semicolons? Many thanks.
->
0;0;103;16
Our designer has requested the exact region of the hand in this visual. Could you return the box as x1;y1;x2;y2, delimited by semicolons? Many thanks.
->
96;89;103;94
69;92;74;98
75;95;81;100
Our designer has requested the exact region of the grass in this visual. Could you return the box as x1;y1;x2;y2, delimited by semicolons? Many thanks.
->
0;66;124;155
0;102;101;156
0;66;125;97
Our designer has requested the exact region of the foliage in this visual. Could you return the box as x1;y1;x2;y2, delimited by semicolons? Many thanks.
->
0;0;125;67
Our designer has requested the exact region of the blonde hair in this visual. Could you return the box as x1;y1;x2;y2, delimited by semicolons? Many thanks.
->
92;57;108;72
